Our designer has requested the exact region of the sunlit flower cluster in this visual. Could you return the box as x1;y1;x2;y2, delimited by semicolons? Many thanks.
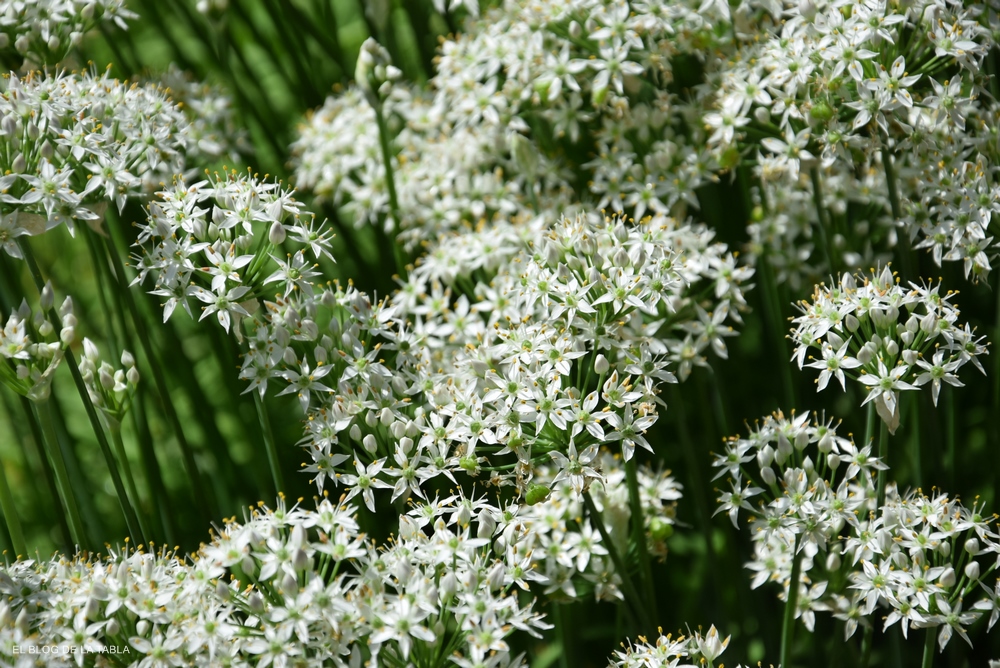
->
0;495;550;668
714;411;1000;651
790;266;987;432
0;0;136;67
0;69;189;245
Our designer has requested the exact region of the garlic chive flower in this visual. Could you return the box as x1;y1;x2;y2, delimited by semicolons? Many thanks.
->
0;0;137;67
790;266;987;432
0;283;74;401
0;68;189;245
133;171;334;333
79;338;139;428
0;494;551;667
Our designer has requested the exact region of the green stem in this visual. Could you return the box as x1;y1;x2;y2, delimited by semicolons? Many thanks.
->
553;604;571;668
35;399;87;551
779;533;803;668
944;387;955;491
809;167;835;272
881;147;915;279
18;240;144;546
581;490;648;632
625;456;657;622
0;450;27;558
921;626;935;668
99;228;215;523
759;257;795;408
108;422;150;546
19;394;72;552
373;103;408;279
254;391;285;495
877;417;889;508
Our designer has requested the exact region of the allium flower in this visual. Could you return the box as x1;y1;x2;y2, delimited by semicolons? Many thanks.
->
0;283;74;402
790;267;987;432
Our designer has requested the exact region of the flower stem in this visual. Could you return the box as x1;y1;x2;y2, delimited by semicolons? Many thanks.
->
0;451;27;559
758;257;795;408
877;417;889;508
779;533;803;668
18;240;145;546
581;490;647;632
254;391;285;495
552;603;571;668
809;167;834;272
98;230;215;524
35;399;87;551
108;422;150;546
373;103;408;279
921;627;935;668
881;147;915;279
625;456;657;622
18;394;72;552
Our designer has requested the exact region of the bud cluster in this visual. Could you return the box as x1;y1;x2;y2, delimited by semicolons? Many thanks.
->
0;281;74;401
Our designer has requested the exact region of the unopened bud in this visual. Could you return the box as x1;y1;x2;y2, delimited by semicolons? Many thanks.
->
363;434;377;453
939;566;956;588
594;354;610;375
268;221;286;245
965;560;980;581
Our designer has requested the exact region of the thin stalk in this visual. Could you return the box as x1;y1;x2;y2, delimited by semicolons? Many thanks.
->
254;392;285;495
809;167;835;271
944;387;955;491
18;395;72;552
759;257;795;408
780;534;804;668
877;418;889;508
99;228;214;522
881;147;915;279
921;627;935;668
35;399;86;551
860;625;874;668
552;604;571;668
108;422;151;546
625;456;657;622
373;103;408;278
18;240;144;546
581;490;648;632
0;453;27;558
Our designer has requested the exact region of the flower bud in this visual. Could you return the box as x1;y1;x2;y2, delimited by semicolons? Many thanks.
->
568;20;581;38
885;340;899;357
758;444;774;468
487;562;505;590
477;509;496;539
349;424;362;441
760;466;776;486
825;551;841;571
391;421;406;440
216;581;231;601
121;350;135;368
440;571;457;601
827;452;840;470
106;618;120;636
456;503;472;528
965;538;979;555
84;596;100;620
268;221;286;245
11;153;26;174
845;314;860;332
939;566;956;588
363;434;377;454
965;560;980;581
380;407;393;426
939;540;951;558
594;354;610;375
136;620;150;636
248;591;265;614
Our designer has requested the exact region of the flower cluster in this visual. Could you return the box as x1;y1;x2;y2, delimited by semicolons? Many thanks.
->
696;0;996;282
233;212;749;516
0;494;550;668
515;451;681;602
609;624;737;668
790;266;987;432
0;69;189;247
714;411;1000;651
79;338;139;427
157;64;251;168
0;283;74;401
0;0;136;68
132;171;334;333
